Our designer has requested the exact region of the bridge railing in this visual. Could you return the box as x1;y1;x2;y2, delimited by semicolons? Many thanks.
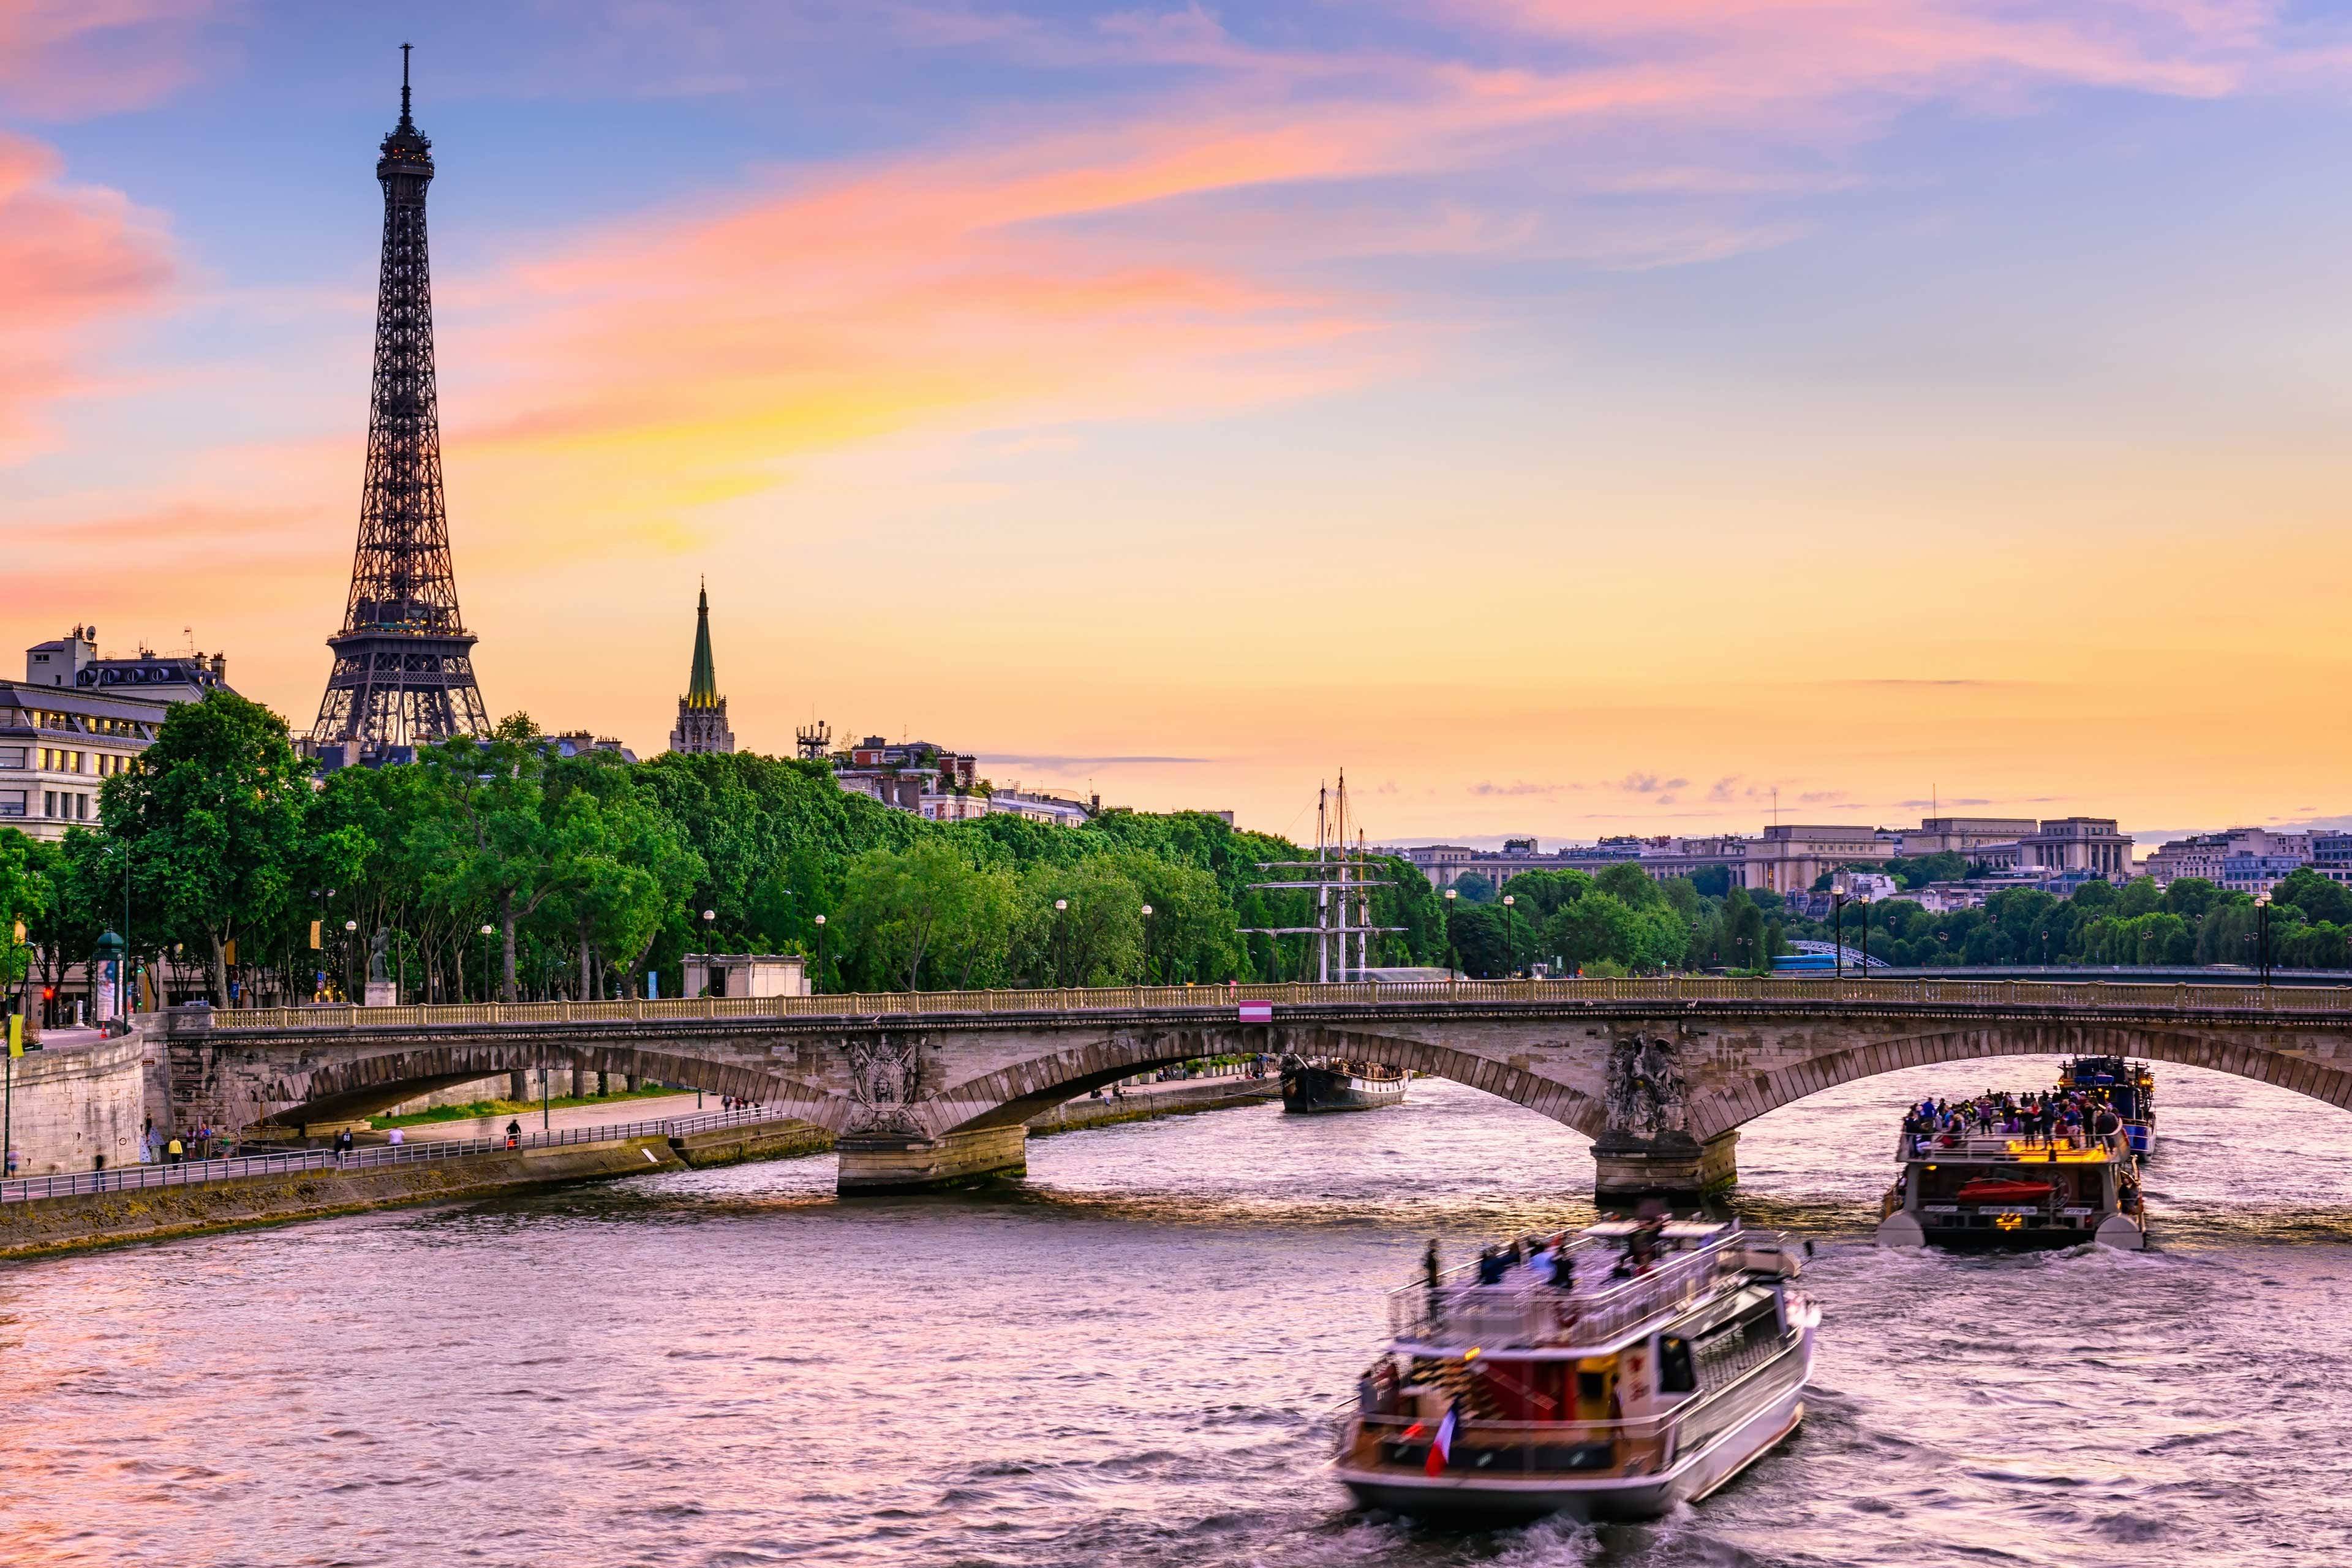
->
190;974;2352;1032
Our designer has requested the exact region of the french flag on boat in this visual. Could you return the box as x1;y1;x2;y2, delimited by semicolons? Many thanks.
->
1424;1406;1458;1477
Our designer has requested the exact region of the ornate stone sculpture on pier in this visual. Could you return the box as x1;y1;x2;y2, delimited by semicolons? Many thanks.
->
1591;1033;1734;1207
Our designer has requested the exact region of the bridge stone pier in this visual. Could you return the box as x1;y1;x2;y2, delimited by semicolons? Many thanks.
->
164;977;2352;1201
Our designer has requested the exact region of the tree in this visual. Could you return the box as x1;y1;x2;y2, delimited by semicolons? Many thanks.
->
1446;902;1513;978
837;842;1016;991
99;692;310;1005
1499;869;1590;922
416;726;599;1003
2272;867;2352;929
0;829;50;996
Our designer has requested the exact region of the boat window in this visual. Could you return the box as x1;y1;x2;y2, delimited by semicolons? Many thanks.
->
1657;1335;1698;1394
1575;1370;1607;1404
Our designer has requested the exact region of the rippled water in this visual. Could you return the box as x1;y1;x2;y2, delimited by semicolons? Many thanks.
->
4;1057;2350;1567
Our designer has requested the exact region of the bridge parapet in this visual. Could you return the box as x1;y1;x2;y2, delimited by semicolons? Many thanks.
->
184;974;2352;1035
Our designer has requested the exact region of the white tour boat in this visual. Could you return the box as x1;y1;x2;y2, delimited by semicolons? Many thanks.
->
1332;1219;1819;1525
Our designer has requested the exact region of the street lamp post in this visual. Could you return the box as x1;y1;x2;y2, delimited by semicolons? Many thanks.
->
94;928;125;1030
1442;888;1460;978
1139;904;1154;985
813;914;827;993
1858;892;1873;973
341;918;358;1003
6;918;26;1180
1501;894;1517;978
476;923;494;1005
1053;899;1069;987
1830;892;1848;979
2256;891;2273;988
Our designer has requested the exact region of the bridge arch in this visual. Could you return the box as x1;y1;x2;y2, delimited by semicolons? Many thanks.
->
241;1040;839;1132
1692;1022;2352;1141
927;1023;1610;1140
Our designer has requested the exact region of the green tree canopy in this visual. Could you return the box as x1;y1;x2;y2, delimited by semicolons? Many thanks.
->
99;691;311;1003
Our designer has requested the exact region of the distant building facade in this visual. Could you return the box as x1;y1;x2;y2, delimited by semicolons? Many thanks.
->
25;625;233;704
668;585;735;755
3;629;235;843
0;684;167;842
1743;825;1898;895
1898;816;2038;857
2312;834;2352;887
2146;827;2310;887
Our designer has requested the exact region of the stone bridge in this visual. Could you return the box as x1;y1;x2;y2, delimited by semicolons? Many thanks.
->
160;977;2352;1198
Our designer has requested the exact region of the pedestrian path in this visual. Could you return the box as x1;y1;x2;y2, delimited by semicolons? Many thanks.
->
381;1092;706;1143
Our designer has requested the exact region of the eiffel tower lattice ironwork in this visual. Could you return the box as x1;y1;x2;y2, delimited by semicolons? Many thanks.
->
309;44;491;760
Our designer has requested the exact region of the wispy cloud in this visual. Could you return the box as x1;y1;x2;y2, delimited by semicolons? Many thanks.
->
982;753;1211;767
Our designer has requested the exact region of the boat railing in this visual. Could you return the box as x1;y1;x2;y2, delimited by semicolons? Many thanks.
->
1895;1128;2128;1161
1338;1327;1807;1471
1388;1237;1742;1349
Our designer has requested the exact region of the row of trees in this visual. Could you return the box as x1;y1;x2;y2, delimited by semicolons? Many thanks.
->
1442;864;1784;977
1442;857;2352;978
0;692;1452;1009
1773;869;2352;971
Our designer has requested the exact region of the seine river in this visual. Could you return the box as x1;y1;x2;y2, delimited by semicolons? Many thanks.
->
4;1058;2350;1567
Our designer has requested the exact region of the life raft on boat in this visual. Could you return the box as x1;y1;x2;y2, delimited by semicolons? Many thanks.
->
1952;1178;2054;1204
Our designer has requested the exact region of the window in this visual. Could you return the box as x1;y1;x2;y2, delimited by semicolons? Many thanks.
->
0;747;21;769
77;793;89;820
43;791;56;816
1657;1335;1698;1394
0;791;21;816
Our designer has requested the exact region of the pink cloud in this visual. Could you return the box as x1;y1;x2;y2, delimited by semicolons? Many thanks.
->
0;0;227;119
0;132;173;461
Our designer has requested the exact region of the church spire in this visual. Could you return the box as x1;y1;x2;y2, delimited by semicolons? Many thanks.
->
670;579;736;756
687;579;719;707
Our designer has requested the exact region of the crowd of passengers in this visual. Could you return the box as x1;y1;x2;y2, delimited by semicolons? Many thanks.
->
1434;1215;1676;1297
1901;1088;2127;1152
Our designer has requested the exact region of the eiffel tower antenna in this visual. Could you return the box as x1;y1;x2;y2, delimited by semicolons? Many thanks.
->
308;46;490;763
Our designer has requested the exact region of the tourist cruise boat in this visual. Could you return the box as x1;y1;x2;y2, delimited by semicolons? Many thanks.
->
1280;1054;1408;1113
2059;1055;2157;1156
1876;1116;2146;1250
1332;1219;1818;1523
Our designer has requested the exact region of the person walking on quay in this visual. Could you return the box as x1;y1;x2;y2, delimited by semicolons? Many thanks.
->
164;1135;183;1166
505;1118;522;1151
333;1128;354;1167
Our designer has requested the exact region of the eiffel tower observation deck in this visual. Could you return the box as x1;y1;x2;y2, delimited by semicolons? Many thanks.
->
308;45;491;765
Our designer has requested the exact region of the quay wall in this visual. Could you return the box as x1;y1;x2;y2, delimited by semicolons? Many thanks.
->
0;1137;684;1261
4;1035;148;1177
669;1077;1276;1169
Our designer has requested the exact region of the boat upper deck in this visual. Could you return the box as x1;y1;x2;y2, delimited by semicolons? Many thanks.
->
1387;1222;1793;1356
1896;1129;2130;1164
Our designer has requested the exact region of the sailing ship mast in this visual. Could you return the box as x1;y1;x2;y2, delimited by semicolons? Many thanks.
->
1242;770;1403;982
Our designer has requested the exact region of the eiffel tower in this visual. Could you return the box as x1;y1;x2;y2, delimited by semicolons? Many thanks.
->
309;45;490;763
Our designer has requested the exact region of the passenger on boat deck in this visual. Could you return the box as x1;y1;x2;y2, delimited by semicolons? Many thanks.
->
1524;1241;1555;1284
1477;1248;1508;1285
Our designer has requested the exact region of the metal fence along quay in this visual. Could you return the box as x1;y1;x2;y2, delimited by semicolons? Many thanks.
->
0;1102;802;1207
192;974;2352;1032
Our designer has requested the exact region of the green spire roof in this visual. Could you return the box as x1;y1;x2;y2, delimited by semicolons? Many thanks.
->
686;581;720;708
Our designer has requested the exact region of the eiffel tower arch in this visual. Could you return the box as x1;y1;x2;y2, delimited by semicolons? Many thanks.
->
309;45;491;764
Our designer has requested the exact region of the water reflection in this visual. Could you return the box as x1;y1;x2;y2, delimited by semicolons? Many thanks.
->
0;1058;2346;1566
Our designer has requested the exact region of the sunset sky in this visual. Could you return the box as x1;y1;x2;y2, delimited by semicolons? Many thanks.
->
5;1;2351;848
